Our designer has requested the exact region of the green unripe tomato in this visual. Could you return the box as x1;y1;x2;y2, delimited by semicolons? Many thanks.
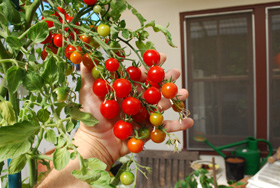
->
91;65;105;79
120;171;134;185
139;127;150;139
56;87;69;102
93;5;102;13
149;112;164;126
97;24;110;37
90;37;100;49
65;63;73;76
109;41;121;52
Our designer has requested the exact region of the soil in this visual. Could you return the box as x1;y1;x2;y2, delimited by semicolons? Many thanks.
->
226;157;244;163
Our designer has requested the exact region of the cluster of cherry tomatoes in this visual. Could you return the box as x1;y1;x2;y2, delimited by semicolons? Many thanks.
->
40;0;185;158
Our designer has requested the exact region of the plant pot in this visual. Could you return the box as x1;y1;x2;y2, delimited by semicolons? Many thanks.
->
225;156;246;182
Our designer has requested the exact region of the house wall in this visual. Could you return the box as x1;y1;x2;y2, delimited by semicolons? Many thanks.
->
122;0;280;151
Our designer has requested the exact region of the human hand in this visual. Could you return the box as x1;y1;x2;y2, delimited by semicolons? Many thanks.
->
75;53;194;168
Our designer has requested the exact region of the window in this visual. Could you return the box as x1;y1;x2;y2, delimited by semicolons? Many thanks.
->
180;3;280;151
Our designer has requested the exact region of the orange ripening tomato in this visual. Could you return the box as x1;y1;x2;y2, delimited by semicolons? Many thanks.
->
70;51;82;64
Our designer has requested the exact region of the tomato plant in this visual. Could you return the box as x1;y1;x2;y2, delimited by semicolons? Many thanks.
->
127;138;144;153
0;0;186;187
113;120;133;140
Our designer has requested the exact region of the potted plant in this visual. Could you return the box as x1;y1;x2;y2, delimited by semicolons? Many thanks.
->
0;0;187;187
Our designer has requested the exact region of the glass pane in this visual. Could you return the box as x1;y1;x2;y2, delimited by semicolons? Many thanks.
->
187;12;255;149
220;17;251;76
189;20;218;78
268;8;280;149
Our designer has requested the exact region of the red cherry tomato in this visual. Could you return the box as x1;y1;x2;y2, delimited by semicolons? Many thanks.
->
145;79;161;89
70;51;82;64
53;34;65;48
41;15;54;28
150;128;166;143
41;44;58;60
55;7;66;17
100;100;119;119
83;0;97;5
133;106;148;123
147;66;165;84
92;79;110;97
105;58;119;72
161;82;178;99
65;45;82;60
127;66;141;81
82;53;99;70
122;97;141;115
127;138;144;153
80;35;91;44
41;31;52;44
115;50;125;62
143;49;160;66
112;78;132;98
113;120;133;140
144;87;161;104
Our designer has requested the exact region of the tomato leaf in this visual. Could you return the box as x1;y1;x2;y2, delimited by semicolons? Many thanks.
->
65;104;99;127
110;0;127;22
153;24;176;47
53;147;70;170
7;66;25;93
0;101;16;126
6;36;22;50
42;56;59;85
121;29;129;39
8;154;27;174
55;136;66;148
72;169;102;183
89;170;112;188
27;22;49;43
127;3;146;26
23;72;44;92
0;0;20;25
66;120;74;133
0;121;38;162
85;158;107;171
44;129;57;144
75;76;81;92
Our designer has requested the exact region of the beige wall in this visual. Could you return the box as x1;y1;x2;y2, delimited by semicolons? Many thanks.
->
122;0;280;150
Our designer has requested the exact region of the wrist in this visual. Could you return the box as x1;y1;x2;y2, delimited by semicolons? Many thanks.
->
73;126;115;170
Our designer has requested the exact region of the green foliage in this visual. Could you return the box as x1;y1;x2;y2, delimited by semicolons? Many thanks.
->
175;169;230;188
0;0;177;186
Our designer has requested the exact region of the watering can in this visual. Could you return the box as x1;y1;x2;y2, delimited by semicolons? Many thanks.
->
194;136;273;175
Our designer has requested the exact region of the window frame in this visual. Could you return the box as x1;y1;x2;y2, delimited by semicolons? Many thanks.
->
179;2;280;153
